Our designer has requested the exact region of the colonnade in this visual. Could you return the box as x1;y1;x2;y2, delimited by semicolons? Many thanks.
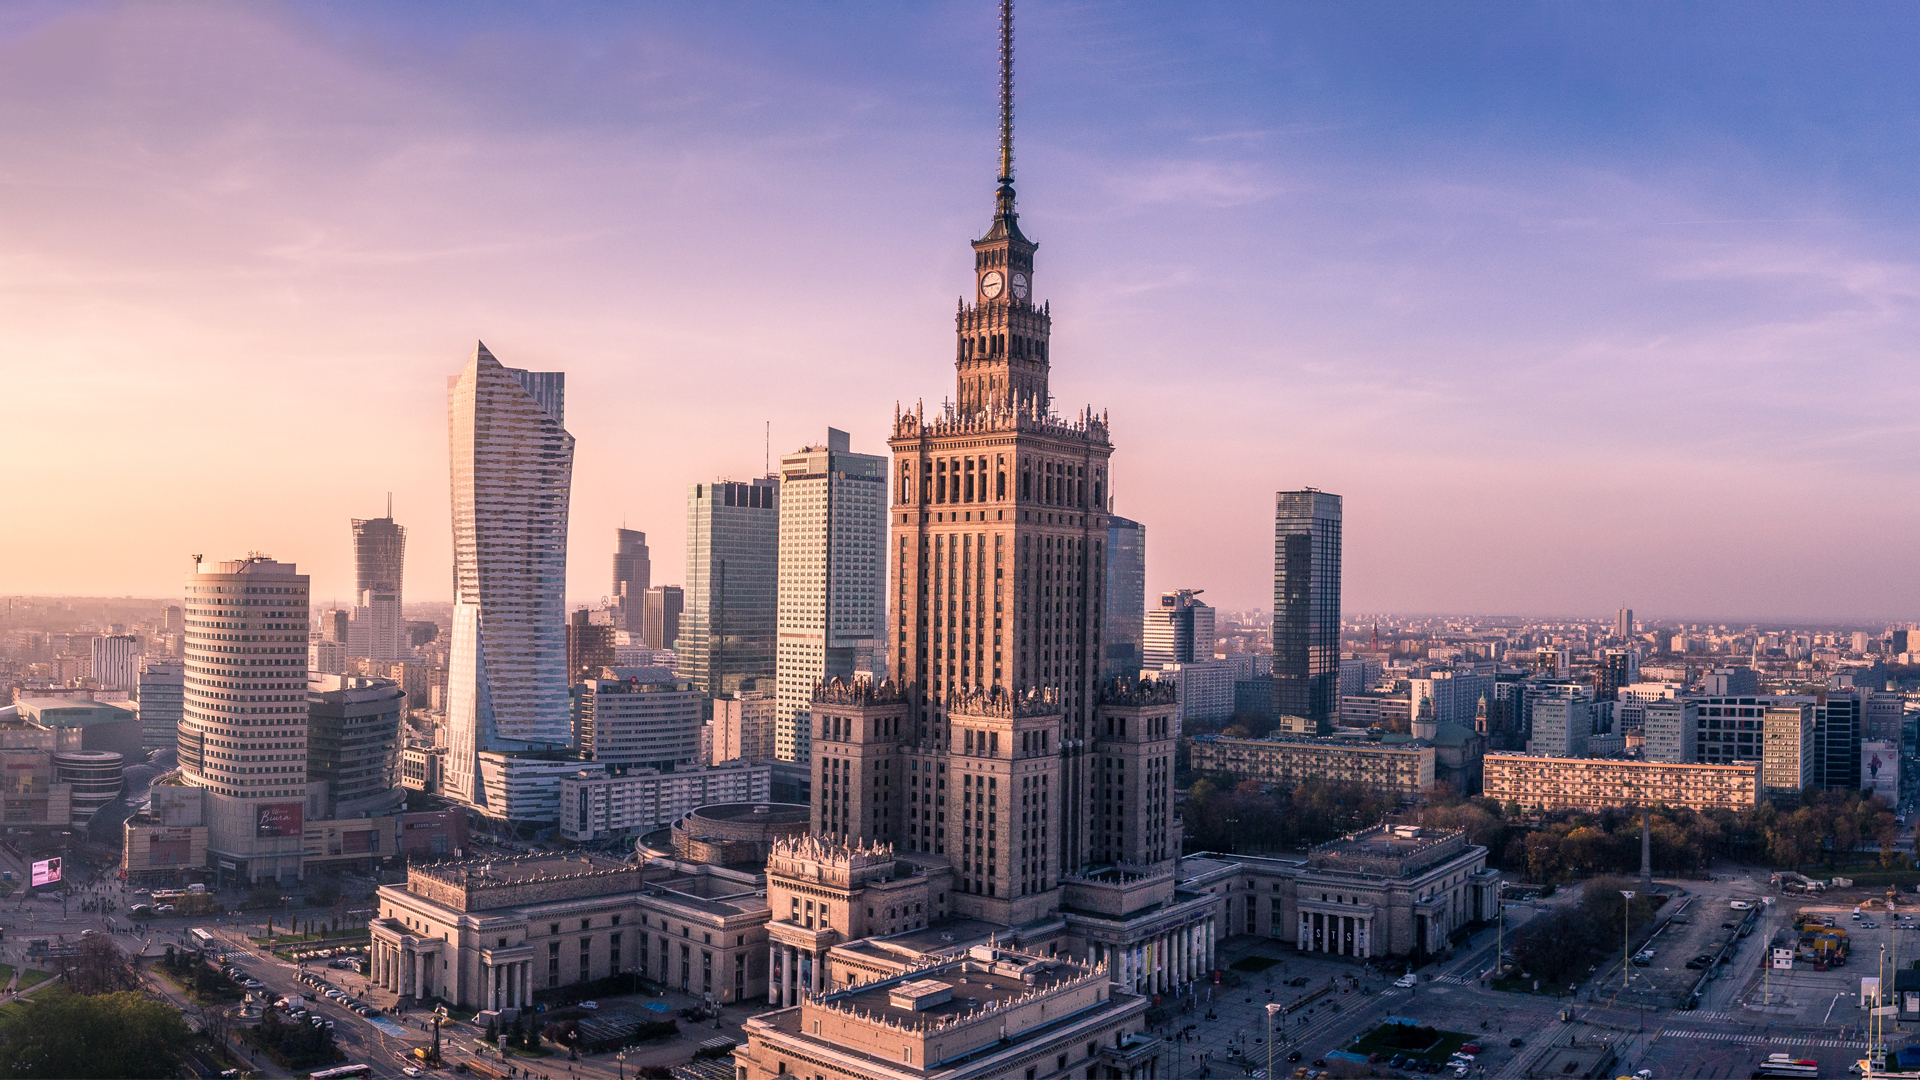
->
481;959;533;1012
769;946;825;1006
372;939;443;1000
1296;910;1370;958
1094;915;1216;996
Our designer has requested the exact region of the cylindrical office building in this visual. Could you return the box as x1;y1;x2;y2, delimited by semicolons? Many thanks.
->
54;751;125;825
177;556;312;887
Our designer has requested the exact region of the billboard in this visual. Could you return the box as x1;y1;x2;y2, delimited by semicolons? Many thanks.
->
256;802;304;838
29;857;60;888
1863;741;1901;804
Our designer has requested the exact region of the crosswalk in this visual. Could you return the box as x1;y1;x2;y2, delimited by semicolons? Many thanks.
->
1687;1010;1738;1022
1433;974;1473;986
1660;1028;1869;1049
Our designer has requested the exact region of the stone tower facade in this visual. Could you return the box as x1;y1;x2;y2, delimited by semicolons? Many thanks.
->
887;149;1116;889
1090;680;1179;869
808;679;908;844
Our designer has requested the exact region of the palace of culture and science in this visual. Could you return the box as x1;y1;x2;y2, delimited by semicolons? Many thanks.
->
363;10;1498;1075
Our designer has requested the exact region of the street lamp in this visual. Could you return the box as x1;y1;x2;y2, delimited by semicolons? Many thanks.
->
616;1048;629;1080
1265;1002;1281;1080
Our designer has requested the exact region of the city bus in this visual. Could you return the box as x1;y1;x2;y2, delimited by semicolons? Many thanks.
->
308;1066;371;1080
189;928;216;949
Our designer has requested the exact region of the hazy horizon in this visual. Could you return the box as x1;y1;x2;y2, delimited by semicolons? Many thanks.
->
7;3;1920;619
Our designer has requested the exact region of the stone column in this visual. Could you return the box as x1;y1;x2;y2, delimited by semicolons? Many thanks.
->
785;947;796;1006
521;961;531;1008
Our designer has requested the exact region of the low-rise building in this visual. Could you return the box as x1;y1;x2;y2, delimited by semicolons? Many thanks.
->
1483;753;1760;813
736;943;1160;1080
1338;693;1410;729
572;668;701;771
1183;824;1498;961
401;744;446;793
14;697;141;759
369;852;772;1009
1641;700;1698;764
560;761;776;844
397;808;467;860
1189;733;1434;797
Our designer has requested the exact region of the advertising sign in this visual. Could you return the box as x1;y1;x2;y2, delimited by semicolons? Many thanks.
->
256;802;304;838
29;857;59;888
1863;741;1901;804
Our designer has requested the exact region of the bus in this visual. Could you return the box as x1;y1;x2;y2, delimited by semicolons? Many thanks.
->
189;928;216;949
308;1066;371;1080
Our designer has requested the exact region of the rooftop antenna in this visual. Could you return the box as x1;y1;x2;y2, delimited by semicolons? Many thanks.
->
386;491;393;519
765;420;770;476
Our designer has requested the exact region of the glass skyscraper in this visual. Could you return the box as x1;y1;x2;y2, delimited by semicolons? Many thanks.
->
612;528;650;633
445;343;576;809
349;500;408;661
1272;489;1341;733
1102;516;1145;682
679;477;779;696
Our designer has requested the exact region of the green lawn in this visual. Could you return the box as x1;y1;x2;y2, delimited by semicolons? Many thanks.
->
18;970;52;990
1347;1022;1471;1066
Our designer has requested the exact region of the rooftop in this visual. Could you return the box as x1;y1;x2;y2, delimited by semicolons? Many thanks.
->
818;946;1094;1031
412;851;628;889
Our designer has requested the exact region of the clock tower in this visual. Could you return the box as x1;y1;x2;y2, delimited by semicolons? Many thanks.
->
956;0;1051;416
884;0;1124;924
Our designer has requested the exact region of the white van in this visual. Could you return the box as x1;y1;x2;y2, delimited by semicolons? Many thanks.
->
1730;900;1753;910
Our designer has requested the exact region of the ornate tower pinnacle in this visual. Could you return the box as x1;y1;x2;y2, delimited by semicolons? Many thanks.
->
998;0;1015;188
956;0;1049;415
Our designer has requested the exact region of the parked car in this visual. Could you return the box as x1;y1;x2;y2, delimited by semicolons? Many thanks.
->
1509;1038;1524;1048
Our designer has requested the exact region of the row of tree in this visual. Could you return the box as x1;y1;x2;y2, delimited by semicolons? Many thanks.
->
1183;777;1400;853
1182;774;1904;879
1507;875;1657;983
1416;786;1904;880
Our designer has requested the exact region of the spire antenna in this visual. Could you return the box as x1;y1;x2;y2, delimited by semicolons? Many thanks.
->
997;0;1014;185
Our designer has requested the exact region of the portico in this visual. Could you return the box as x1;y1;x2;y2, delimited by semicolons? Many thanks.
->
368;924;443;1001
1296;902;1374;958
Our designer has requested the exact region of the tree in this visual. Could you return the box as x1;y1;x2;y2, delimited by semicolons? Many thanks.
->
0;990;192;1078
306;877;343;908
52;935;136;995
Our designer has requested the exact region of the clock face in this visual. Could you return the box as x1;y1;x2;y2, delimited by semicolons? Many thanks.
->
1011;273;1028;299
981;270;1005;299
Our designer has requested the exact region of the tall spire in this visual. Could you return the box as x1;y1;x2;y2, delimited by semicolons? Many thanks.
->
997;0;1014;186
982;0;1028;244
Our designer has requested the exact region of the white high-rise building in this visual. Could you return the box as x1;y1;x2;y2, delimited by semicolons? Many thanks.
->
176;556;312;886
136;659;185;754
445;343;576;809
90;634;139;691
774;428;888;763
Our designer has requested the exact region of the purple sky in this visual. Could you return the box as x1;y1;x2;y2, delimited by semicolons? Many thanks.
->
6;2;1920;621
